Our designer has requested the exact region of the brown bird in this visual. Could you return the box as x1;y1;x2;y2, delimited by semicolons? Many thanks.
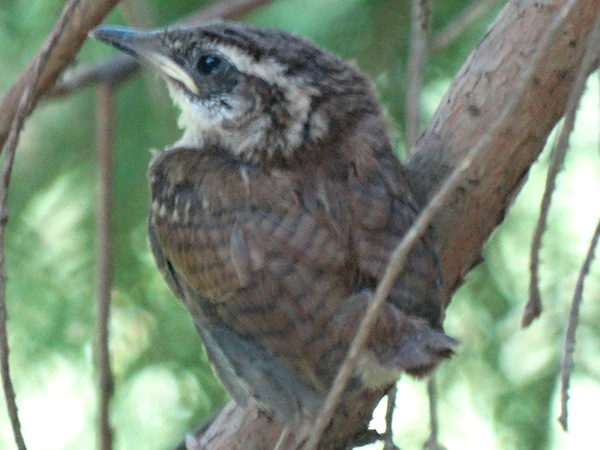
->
91;23;456;430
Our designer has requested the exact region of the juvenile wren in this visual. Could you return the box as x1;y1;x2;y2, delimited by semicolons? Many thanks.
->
91;22;457;427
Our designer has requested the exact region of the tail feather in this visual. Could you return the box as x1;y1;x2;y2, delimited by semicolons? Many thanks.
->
382;328;458;378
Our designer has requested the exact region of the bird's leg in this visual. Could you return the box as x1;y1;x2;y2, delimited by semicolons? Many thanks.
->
382;385;401;450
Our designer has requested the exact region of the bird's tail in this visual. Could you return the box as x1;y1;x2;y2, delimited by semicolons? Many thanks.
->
381;326;458;378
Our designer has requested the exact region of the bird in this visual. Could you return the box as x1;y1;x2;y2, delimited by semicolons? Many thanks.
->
91;21;457;438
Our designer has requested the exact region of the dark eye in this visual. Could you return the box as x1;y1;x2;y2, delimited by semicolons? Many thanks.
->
196;54;223;75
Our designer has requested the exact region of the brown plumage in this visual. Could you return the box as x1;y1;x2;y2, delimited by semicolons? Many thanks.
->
92;22;457;426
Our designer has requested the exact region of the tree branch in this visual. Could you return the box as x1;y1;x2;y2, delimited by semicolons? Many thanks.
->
406;0;600;300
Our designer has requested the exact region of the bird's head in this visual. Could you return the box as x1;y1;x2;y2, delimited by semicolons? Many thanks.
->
91;23;381;163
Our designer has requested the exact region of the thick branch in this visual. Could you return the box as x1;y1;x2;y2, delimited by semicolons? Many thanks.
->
187;0;600;449
406;0;600;299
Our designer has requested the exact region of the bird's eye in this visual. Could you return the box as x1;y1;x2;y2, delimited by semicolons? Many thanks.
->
196;54;223;75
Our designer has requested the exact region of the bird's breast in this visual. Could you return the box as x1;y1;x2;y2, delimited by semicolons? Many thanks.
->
148;147;256;302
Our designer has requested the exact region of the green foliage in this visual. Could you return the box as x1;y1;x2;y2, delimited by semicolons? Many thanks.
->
1;1;599;449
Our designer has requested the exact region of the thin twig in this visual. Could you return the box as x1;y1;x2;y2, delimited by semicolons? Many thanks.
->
95;82;115;450
303;2;579;448
93;3;145;447
422;377;445;450
430;0;500;53
0;2;86;449
46;0;278;99
406;0;431;152
46;55;138;97
523;3;600;328
558;218;600;431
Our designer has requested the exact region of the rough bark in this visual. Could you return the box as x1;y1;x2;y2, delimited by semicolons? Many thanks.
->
407;0;600;299
189;0;600;448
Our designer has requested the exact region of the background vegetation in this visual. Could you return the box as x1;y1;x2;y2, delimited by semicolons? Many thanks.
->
0;0;599;449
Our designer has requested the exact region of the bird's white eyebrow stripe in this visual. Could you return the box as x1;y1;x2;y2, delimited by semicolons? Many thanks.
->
203;42;290;87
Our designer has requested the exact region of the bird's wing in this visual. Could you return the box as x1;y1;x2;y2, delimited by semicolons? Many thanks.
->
344;148;457;377
148;145;455;420
348;150;445;326
148;151;355;419
149;217;325;422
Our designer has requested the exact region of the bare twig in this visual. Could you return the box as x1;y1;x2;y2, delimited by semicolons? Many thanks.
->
524;138;559;327
92;13;144;450
0;2;89;449
524;224;544;323
430;0;500;53
0;0;121;152
304;2;580;448
95;82;115;450
523;4;600;328
406;0;431;152
422;377;445;450
46;0;278;99
558;218;600;431
46;55;138;96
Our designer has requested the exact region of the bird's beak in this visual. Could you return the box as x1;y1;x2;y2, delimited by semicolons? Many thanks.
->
90;26;199;95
